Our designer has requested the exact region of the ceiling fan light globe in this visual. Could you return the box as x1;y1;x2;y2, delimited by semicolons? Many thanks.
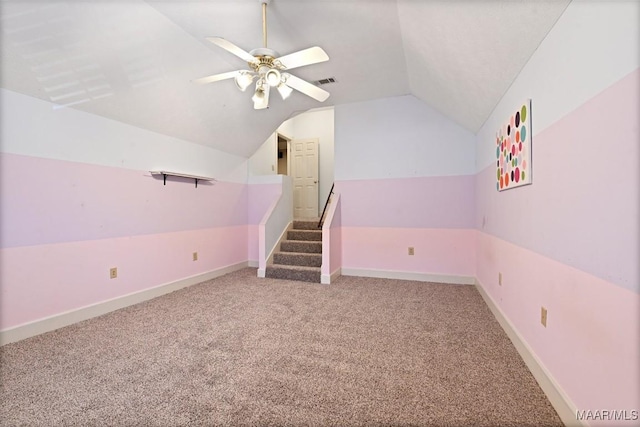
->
251;89;264;103
252;83;270;109
253;99;268;110
253;94;269;109
277;83;293;100
265;69;281;87
235;72;254;92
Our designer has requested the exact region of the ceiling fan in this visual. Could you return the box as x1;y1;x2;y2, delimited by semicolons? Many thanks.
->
193;0;330;110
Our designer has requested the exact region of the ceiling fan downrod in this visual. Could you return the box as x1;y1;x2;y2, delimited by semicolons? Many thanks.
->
249;0;277;60
261;0;270;48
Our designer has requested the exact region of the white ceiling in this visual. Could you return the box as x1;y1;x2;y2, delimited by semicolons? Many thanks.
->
0;0;570;158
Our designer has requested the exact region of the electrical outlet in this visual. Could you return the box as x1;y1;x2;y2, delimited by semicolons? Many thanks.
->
499;272;502;286
408;247;415;256
541;307;548;327
110;267;117;279
193;252;198;261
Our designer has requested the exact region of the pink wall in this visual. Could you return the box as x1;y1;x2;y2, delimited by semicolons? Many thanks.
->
0;153;288;330
475;68;640;419
342;227;475;278
1;226;248;329
0;153;250;330
336;175;475;279
476;231;640;416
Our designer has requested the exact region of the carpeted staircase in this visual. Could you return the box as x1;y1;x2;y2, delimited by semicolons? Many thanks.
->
265;220;322;283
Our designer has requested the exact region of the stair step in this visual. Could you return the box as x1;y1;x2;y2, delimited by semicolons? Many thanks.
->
287;230;322;241
273;252;322;268
265;265;321;283
281;240;322;254
293;220;321;230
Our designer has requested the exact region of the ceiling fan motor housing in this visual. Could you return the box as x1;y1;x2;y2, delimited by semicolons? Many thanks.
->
249;48;280;63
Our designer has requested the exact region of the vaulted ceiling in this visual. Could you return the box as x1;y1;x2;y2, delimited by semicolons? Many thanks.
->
1;0;570;158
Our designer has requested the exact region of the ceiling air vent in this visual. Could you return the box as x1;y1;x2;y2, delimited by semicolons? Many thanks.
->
315;77;337;86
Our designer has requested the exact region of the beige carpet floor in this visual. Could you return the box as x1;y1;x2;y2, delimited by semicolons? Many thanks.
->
0;268;562;426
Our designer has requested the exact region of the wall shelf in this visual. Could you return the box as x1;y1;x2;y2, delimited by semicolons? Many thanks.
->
150;171;215;188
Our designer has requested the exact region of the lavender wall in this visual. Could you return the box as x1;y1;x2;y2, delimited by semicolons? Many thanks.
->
335;95;476;280
338;176;474;229
0;91;250;331
474;0;640;421
1;153;247;249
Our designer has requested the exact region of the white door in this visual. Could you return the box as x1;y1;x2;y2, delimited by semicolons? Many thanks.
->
291;139;319;218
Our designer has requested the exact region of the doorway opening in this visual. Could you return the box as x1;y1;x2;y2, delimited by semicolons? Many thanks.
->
277;133;289;175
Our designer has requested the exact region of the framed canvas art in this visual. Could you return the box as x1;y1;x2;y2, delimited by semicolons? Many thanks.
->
496;100;531;191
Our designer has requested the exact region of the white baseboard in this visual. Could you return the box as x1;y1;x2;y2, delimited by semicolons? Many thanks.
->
474;279;582;427
341;268;474;285
257;268;266;278
321;267;342;285
0;261;249;346
248;260;259;268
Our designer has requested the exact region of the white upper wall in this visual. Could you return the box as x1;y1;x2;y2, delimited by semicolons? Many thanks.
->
476;0;640;170
335;95;476;181
1;89;248;183
248;132;277;177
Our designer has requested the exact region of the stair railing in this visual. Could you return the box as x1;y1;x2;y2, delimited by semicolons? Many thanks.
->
317;183;335;229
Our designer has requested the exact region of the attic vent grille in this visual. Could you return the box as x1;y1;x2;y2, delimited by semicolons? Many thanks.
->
315;77;337;85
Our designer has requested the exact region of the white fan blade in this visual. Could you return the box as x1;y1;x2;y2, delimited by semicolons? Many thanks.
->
284;74;330;102
277;46;329;70
192;70;240;85
206;37;256;64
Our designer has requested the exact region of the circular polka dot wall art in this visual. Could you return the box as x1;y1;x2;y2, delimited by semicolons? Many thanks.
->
496;99;532;191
